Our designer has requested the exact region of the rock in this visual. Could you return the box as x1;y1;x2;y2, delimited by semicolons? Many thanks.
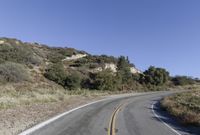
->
0;40;5;44
62;54;87;61
104;63;117;72
130;67;141;74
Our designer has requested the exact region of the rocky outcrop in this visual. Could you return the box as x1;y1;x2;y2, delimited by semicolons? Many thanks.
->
62;54;87;61
91;63;141;74
104;63;117;72
0;40;5;44
130;67;141;74
91;67;103;73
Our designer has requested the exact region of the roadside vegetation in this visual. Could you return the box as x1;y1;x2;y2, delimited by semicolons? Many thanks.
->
44;56;171;91
161;88;200;126
171;76;196;86
0;62;30;83
0;37;199;111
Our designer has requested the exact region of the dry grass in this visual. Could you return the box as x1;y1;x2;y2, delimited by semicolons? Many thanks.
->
0;82;130;135
161;89;200;126
0;82;124;110
0;82;67;110
0;95;102;135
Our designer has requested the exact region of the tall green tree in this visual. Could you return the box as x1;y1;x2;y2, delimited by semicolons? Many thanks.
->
117;56;132;85
117;56;130;71
142;66;169;86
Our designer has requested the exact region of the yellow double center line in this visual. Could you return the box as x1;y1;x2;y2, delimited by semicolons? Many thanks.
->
107;103;125;135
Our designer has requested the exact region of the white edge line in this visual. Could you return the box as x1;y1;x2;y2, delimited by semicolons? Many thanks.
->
19;93;139;135
19;98;109;135
151;102;182;135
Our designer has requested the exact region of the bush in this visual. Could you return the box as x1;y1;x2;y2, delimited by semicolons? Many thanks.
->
65;72;82;90
44;63;82;90
97;55;118;64
171;76;195;86
47;52;65;63
93;69;118;90
89;63;99;69
0;43;41;65
44;63;66;86
0;62;30;83
47;47;79;63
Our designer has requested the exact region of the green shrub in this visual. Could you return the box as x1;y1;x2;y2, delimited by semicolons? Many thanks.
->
47;47;79;63
44;63;66;86
0;62;30;83
65;72;82;90
44;63;83;90
0;42;41;65
74;55;118;66
93;69;118;90
47;53;65;63
171;76;195;86
96;55;118;64
89;63;99;69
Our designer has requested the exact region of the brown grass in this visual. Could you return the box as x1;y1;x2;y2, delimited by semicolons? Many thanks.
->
161;89;200;126
0;81;129;110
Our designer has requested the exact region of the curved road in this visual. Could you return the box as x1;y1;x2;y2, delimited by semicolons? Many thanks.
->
22;91;199;135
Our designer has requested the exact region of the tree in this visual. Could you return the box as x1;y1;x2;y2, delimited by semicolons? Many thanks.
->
117;56;133;89
117;56;130;71
143;66;169;86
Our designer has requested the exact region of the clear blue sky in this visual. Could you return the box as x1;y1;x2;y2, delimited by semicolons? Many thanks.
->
0;0;199;78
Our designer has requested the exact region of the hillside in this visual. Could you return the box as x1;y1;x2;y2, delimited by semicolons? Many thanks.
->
0;37;145;134
1;37;199;91
0;37;141;90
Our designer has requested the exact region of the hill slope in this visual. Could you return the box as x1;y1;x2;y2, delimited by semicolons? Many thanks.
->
0;37;141;91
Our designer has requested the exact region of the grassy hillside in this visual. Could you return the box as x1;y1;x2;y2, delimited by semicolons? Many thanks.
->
0;38;142;110
0;37;142;90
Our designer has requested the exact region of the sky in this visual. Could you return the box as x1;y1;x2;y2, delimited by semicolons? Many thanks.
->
0;0;199;78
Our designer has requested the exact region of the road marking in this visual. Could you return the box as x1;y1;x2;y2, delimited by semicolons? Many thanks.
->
19;93;140;135
19;98;111;135
151;102;182;135
19;92;160;135
108;103;125;135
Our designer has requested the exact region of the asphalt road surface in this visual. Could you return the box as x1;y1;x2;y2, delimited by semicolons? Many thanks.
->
22;91;199;135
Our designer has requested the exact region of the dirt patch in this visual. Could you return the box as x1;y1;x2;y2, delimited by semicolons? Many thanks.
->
0;96;102;135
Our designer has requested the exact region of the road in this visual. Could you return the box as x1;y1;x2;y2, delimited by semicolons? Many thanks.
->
21;91;199;135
